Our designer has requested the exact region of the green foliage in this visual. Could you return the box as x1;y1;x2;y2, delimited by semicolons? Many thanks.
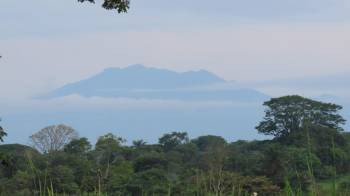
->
128;168;169;195
256;95;346;138
338;180;350;195
64;137;92;155
0;119;6;142
132;139;147;148
1;128;350;195
1;96;350;195
96;133;125;151
134;153;168;172
0;144;42;177
77;0;130;13
49;165;79;194
182;170;280;196
93;133;125;165
0;119;7;166
192;135;227;151
105;161;133;194
1;171;33;195
159;131;189;151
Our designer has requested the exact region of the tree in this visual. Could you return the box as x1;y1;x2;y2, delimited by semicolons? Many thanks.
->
0;119;7;166
132;139;147;148
256;95;346;138
159;132;189;151
49;165;79;194
64;137;92;155
92;133;126;192
30;124;78;153
128;168;169;195
134;153;168;172
0;119;6;142
78;0;130;13
95;133;125;157
1;171;33;195
192;135;227;152
106;161;134;194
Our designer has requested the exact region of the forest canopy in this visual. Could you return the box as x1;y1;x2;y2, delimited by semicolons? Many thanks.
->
1;95;350;195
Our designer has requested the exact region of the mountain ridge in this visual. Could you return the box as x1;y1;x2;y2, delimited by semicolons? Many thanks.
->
43;64;268;101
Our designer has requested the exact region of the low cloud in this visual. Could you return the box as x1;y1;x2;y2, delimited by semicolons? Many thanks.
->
0;95;261;114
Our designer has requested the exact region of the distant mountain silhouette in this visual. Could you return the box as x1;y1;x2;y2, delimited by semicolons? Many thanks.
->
44;64;268;101
7;66;350;144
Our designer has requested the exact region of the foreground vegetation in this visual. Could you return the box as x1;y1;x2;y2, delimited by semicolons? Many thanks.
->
1;95;350;195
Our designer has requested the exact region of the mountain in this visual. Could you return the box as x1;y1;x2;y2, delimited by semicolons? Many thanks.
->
4;66;350;144
43;64;269;101
0;65;271;144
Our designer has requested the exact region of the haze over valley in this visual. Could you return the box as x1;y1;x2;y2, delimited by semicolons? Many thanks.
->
2;64;350;144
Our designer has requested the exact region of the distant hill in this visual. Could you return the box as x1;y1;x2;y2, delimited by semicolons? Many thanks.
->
0;144;39;155
0;65;271;144
43;64;269;101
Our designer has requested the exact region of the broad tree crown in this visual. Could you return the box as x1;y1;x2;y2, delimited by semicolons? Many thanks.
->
256;95;346;138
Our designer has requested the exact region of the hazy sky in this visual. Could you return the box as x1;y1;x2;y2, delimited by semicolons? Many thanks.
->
1;0;350;99
2;0;350;144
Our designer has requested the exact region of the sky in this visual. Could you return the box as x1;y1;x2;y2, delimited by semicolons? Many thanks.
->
1;0;350;143
1;0;350;100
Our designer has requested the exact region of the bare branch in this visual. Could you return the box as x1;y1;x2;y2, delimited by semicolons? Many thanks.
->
30;124;78;153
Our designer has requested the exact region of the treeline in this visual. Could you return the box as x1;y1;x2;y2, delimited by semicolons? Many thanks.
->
1;95;350;196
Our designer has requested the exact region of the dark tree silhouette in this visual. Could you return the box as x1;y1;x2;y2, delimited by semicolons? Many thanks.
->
0;119;6;142
0;119;7;166
78;0;130;12
256;95;346;138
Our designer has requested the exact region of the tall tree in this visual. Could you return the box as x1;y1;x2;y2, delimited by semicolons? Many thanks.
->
64;137;92;155
256;95;346;138
192;135;228;195
95;133;125;152
93;133;126;193
78;0;130;12
132;139;147;148
0;119;7;166
159;132;189;151
30;124;78;153
0;119;6;142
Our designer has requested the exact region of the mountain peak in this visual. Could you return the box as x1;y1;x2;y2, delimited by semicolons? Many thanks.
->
93;65;225;89
44;65;269;101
